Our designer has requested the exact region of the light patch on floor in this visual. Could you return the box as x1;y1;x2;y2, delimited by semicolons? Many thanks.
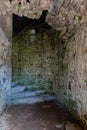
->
0;112;11;130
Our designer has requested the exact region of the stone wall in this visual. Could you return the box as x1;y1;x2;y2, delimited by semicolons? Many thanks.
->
12;29;59;91
0;0;87;126
0;15;12;114
12;24;87;126
0;14;12;39
0;0;87;41
52;23;87;126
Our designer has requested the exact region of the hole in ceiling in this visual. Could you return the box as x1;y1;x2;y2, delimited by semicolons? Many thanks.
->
26;0;30;3
13;10;52;37
9;0;30;3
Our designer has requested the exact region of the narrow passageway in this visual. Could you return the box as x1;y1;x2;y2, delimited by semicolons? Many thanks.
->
0;1;87;130
8;14;83;130
2;102;82;130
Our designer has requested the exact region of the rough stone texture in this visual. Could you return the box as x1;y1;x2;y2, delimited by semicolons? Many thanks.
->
47;0;87;35
11;95;56;105
0;113;10;130
11;86;26;94
12;29;59;91
0;15;12;114
12;25;87;126
0;0;87;128
52;23;87;126
11;90;45;99
0;0;87;39
0;14;12;39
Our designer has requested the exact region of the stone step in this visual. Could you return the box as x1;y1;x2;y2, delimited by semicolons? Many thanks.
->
11;81;18;87
42;95;56;101
25;85;34;90
11;95;56;105
11;84;33;89
11;85;45;94
11;90;45;99
11;86;26;94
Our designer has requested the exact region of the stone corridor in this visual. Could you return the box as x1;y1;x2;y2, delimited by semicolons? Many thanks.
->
0;0;87;129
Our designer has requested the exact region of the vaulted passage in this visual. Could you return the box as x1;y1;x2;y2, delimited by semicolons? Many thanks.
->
0;1;87;129
11;14;57;105
11;14;87;129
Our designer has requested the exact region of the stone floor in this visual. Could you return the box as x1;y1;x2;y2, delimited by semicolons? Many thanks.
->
0;101;82;130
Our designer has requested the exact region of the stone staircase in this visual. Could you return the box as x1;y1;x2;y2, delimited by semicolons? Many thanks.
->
10;82;56;105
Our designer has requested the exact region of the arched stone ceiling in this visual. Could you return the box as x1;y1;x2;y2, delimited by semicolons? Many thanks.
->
0;0;87;39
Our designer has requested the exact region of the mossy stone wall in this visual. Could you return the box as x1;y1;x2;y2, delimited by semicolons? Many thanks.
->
12;25;87;127
12;29;59;91
52;24;87;127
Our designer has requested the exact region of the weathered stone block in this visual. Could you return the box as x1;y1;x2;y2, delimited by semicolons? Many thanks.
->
11;94;56;105
11;86;26;94
11;90;45;99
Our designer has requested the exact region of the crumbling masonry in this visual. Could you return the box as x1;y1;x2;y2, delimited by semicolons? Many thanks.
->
0;0;87;127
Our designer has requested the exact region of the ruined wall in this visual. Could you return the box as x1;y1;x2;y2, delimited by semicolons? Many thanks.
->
12;24;87;126
52;23;87;126
0;27;12;114
0;0;87;42
12;29;59;90
0;15;12;114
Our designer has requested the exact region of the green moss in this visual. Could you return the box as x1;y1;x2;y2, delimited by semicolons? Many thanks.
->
53;85;78;116
77;16;82;21
84;80;87;83
66;98;78;115
69;115;87;129
18;2;22;10
12;28;60;92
